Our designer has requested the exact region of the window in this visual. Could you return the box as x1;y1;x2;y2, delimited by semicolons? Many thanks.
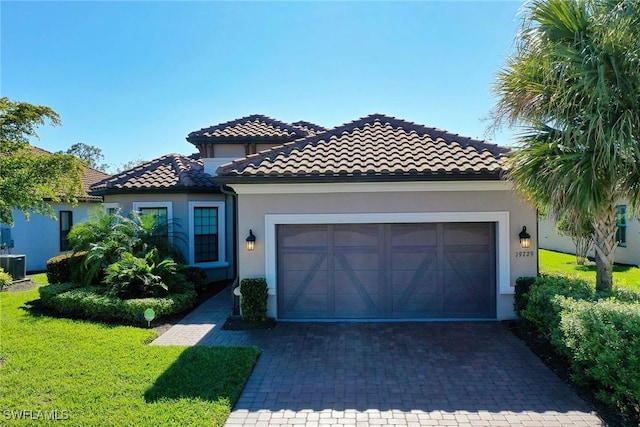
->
132;202;173;238
60;211;73;251
616;205;627;247
139;207;169;237
104;203;119;216
194;207;218;262
189;201;227;267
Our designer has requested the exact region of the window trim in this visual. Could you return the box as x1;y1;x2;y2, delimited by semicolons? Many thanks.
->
59;210;73;252
132;201;173;236
188;201;228;268
616;204;627;247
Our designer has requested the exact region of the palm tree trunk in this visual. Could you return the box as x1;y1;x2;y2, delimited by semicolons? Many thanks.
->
592;206;617;292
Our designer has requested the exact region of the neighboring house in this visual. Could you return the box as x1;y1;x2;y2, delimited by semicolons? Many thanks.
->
93;113;537;320
539;206;639;266
2;149;109;272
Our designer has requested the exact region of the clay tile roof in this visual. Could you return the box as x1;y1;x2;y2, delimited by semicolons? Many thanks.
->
291;121;327;136
81;167;110;200
186;114;309;144
90;153;215;195
216;114;509;183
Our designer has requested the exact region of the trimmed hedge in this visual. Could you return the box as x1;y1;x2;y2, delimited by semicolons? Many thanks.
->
518;274;640;418
46;252;87;284
520;274;593;339
240;278;268;323
557;297;640;416
513;276;536;316
39;283;196;323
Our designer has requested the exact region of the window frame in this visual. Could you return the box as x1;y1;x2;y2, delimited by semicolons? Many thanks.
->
59;210;73;252
132;201;173;237
188;201;228;268
616;204;627;247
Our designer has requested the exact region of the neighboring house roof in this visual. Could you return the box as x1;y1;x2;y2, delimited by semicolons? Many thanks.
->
215;114;509;183
186;114;309;144
29;146;109;201
80;167;110;201
90;153;216;195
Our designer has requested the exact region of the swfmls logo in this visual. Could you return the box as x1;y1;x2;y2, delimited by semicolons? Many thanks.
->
2;409;70;420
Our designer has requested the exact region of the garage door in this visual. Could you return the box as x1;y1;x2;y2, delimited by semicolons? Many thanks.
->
277;223;496;319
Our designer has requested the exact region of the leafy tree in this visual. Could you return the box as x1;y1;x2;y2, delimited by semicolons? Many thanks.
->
62;142;108;172
114;157;147;173
492;0;640;291
0;97;85;226
555;211;594;265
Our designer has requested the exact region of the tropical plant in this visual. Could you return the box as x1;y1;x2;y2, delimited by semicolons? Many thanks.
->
68;209;185;286
103;249;179;299
555;211;594;265
492;0;640;291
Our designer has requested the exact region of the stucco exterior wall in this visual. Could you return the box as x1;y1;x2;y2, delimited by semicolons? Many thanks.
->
214;144;245;158
539;213;640;266
8;202;101;272
230;182;537;320
103;192;235;281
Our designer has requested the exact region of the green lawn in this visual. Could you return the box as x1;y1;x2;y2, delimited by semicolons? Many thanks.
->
0;282;259;426
539;249;640;291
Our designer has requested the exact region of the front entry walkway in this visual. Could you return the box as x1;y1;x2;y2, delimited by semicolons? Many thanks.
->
153;288;603;426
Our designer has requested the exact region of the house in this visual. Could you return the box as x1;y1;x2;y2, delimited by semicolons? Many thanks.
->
539;206;639;266
2;149;109;272
216;114;537;320
93;113;537;320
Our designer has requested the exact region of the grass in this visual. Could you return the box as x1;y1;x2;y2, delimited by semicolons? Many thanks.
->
539;249;640;291
0;284;259;426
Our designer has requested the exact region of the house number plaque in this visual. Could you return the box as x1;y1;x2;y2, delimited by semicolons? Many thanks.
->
515;251;535;258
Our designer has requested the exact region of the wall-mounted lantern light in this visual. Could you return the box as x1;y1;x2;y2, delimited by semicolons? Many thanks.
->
246;229;256;251
519;226;531;248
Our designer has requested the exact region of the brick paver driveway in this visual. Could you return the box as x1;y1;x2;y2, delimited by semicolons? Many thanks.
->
154;291;603;426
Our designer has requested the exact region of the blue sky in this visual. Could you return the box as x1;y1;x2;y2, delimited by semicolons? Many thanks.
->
2;1;524;169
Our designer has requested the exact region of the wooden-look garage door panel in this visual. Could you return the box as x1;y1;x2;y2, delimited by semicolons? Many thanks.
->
277;223;496;319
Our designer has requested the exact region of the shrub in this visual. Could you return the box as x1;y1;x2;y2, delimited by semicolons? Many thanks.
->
521;274;594;339
514;276;536;316
240;278;268;323
39;283;196;323
182;266;208;293
610;287;640;303
0;267;12;290
46;252;87;284
557;297;640;415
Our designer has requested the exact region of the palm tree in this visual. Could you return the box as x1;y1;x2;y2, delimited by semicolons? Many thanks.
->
492;0;640;291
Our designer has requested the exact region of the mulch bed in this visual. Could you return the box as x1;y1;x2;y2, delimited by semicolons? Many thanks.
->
505;320;637;427
4;279;36;292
